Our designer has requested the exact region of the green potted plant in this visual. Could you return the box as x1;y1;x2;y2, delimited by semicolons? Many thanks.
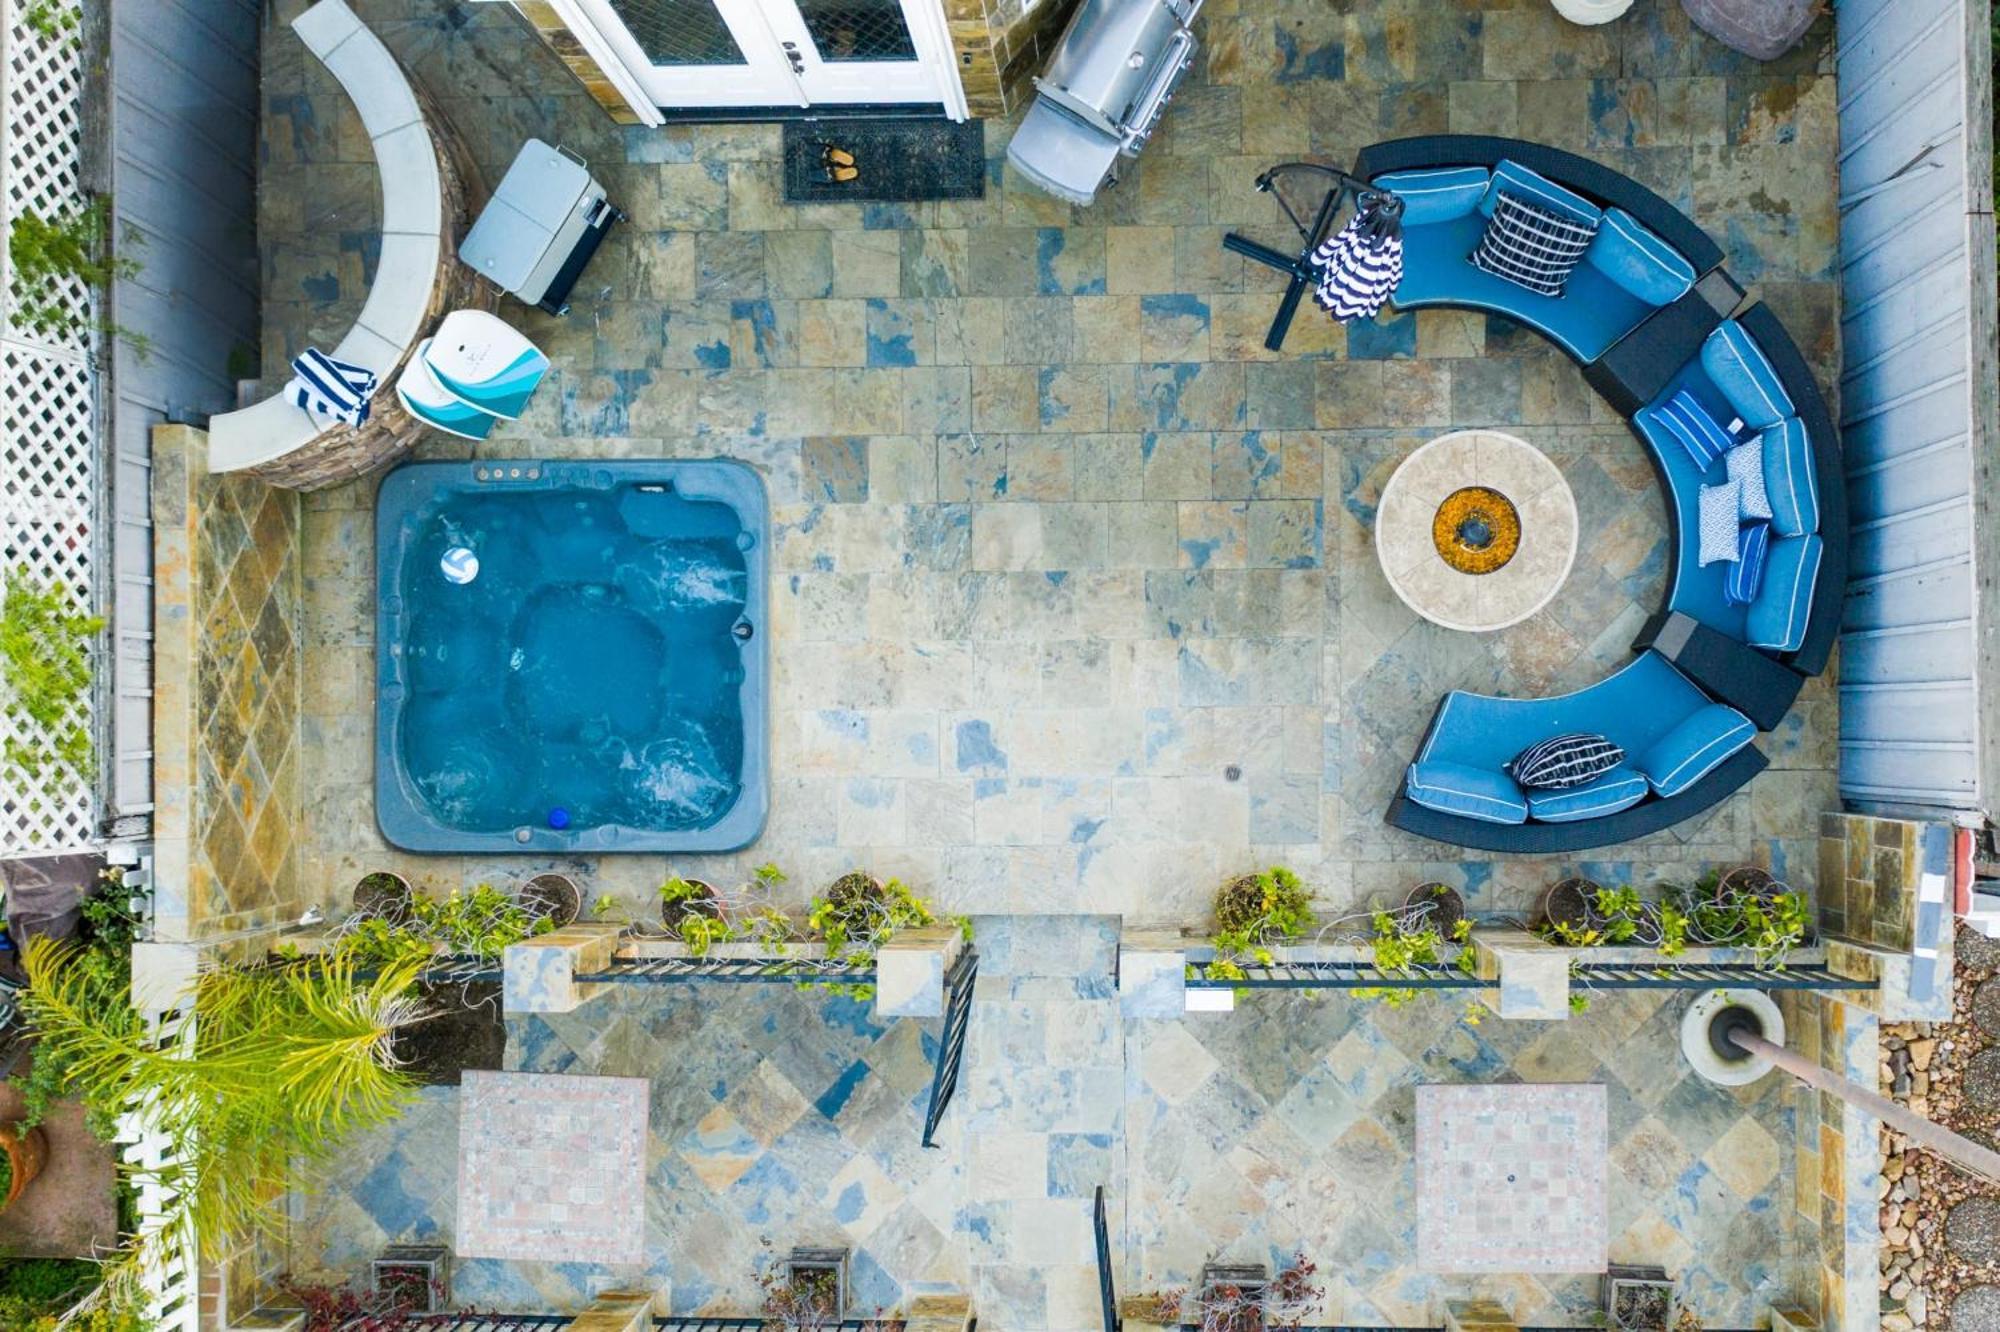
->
517;872;580;927
1400;881;1465;932
1211;866;1314;967
759;1247;853;1331
352;871;413;922
1533;876;1597;936
0;1119;48;1213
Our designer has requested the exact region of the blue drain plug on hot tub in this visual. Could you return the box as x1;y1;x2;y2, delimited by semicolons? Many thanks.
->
547;807;571;831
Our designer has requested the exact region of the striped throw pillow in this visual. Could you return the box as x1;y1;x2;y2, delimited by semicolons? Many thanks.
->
1468;192;1600;297
1507;733;1626;790
1726;520;1771;606
1652;390;1737;471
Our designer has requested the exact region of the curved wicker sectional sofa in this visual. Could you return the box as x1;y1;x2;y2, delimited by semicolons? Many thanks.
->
1353;136;1847;853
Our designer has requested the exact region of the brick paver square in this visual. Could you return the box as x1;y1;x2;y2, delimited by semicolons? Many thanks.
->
1416;1083;1607;1273
456;1071;649;1264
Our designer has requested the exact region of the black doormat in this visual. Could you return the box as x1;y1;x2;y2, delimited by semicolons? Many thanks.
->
783;117;986;203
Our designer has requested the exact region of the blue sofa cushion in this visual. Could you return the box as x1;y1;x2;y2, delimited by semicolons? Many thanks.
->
1637;704;1757;797
1746;533;1823;652
1373;166;1490;226
1527;768;1651;823
1701;321;1796;430
1405;761;1529;825
1761;416;1818;537
1726;520;1771;606
1479;158;1602;228
1391;213;1651;361
1585;208;1696;307
1648;388;1737;471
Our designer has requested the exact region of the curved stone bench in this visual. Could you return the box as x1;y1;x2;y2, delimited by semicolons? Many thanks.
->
208;0;490;490
1353;135;1846;851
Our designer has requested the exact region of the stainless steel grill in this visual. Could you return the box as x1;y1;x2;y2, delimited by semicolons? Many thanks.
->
1005;0;1203;206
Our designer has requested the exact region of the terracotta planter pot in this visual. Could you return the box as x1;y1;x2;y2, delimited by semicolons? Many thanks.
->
519;873;580;927
0;1123;48;1210
353;871;414;921
1535;878;1597;931
1403;883;1466;933
661;878;720;927
1714;865;1778;902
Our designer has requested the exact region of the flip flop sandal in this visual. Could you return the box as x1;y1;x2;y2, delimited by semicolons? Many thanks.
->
820;145;856;169
826;164;859;183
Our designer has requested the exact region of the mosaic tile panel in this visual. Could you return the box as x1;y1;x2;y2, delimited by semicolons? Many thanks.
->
456;1071;649;1265
1416;1083;1607;1274
151;425;305;942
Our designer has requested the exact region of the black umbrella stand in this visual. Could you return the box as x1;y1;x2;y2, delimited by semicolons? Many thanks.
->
1222;161;1404;352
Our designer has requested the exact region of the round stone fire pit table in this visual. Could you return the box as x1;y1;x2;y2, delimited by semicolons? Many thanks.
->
1374;428;1578;632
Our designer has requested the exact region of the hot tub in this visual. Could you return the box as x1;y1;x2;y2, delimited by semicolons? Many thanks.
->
375;459;768;853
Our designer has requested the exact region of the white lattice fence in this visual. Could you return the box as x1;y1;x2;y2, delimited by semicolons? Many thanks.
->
1;0;100;855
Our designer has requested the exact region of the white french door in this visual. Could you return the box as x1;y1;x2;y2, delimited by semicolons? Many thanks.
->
573;0;964;115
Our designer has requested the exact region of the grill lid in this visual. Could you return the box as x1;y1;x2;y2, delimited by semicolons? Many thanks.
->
1033;0;1192;135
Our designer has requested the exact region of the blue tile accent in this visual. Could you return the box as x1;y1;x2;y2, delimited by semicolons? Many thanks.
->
815;1058;873;1120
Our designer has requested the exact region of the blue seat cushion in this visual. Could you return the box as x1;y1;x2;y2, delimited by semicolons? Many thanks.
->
1726;520;1771;606
1636;704;1757;797
1405;760;1529;825
1373;166;1490;226
1527;767;1651;823
1416;651;1716;777
1701;321;1795;431
1761;416;1819;537
1392;214;1650;362
1746;533;1823;652
1479;158;1602;228
1584;208;1696;307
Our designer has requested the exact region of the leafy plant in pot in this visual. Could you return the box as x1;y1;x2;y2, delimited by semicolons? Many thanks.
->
1159;1252;1323;1332
1207;866;1315;980
0;1119;48;1212
1604;1266;1676;1332
517;872;580;928
757;1248;888;1332
1399;881;1465;933
352;871;413;922
1533;876;1601;944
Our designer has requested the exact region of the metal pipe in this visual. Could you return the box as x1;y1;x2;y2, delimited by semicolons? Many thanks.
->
1728;1029;2000;1182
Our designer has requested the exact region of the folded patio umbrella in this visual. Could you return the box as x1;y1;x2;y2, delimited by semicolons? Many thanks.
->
1312;193;1405;321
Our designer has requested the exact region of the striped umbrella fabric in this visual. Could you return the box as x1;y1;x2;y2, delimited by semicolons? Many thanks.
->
1312;193;1405;321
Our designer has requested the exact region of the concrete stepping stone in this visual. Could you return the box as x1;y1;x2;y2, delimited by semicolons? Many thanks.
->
1952;1286;2000;1330
1946;1196;2000;1265
1975;979;2000;1038
1965;1050;2000;1113
1964;927;2000;972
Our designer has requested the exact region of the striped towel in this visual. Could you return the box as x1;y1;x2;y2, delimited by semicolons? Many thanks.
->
286;348;378;426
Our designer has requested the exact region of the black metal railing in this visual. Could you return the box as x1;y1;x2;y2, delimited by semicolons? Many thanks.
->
920;945;979;1148
656;1312;908;1320
1094;1185;1121;1332
1571;961;1873;990
1183;959;1493;991
577;955;877;986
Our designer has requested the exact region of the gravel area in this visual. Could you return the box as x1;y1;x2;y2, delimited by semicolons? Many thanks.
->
1880;927;2000;1331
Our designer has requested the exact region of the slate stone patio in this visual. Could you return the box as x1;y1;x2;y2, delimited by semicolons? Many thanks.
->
261;0;1843;1324
275;0;1841;931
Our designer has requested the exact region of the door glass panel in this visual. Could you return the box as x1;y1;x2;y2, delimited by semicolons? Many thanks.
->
796;0;917;62
609;0;747;65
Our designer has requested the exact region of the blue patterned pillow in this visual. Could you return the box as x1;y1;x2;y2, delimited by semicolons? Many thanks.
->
1507;733;1626;790
1726;520;1771;605
1698;480;1742;567
1653;390;1737;472
1725;441;1771;521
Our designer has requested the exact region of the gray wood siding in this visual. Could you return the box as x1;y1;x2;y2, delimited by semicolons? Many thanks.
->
1833;0;1998;817
104;0;261;822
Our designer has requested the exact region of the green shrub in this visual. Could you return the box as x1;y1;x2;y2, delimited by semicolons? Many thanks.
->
0;568;104;780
